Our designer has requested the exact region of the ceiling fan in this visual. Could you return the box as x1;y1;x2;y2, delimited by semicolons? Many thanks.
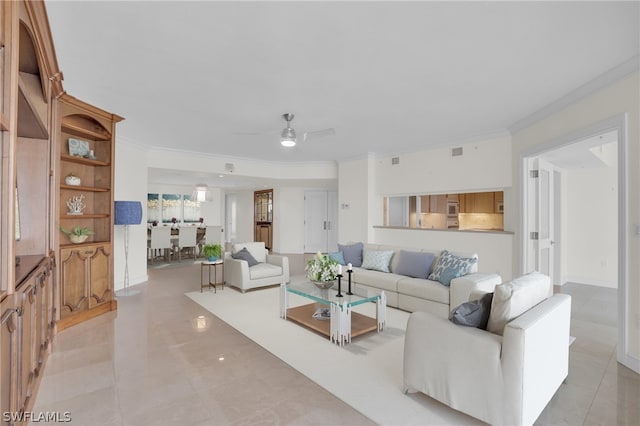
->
235;113;336;148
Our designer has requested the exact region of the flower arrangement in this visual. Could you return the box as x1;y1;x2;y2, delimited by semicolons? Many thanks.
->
171;217;177;224
199;217;204;223
305;252;340;282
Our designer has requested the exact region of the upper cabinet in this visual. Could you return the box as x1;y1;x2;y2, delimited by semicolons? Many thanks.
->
460;192;495;214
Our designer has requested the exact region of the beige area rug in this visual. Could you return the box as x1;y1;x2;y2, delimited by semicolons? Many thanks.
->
186;285;482;425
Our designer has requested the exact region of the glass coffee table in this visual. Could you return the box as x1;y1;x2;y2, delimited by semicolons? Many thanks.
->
279;281;386;346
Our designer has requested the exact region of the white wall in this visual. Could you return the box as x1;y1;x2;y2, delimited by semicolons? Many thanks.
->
114;141;148;290
375;134;512;196
565;159;618;288
229;190;254;244
510;72;639;365
338;137;515;281
373;227;513;280
338;157;372;244
275;187;305;253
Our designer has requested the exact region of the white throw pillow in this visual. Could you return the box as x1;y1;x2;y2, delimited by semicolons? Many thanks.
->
486;272;551;335
361;250;394;273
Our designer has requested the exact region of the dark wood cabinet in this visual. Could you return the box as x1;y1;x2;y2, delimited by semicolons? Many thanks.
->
254;189;273;250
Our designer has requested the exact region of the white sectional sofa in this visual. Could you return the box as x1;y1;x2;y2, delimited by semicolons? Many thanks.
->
343;243;501;317
403;273;571;425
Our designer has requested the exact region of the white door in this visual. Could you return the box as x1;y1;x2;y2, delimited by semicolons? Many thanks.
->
304;191;328;253
327;191;338;252
304;191;338;253
225;194;237;244
531;158;556;286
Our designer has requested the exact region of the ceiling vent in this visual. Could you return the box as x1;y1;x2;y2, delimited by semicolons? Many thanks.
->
452;147;463;157
391;157;400;165
225;163;235;173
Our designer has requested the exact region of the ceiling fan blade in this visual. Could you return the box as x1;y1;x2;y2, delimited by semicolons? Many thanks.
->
303;128;336;142
232;131;273;136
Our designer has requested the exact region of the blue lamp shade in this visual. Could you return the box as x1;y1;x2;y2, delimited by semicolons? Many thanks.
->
114;201;143;225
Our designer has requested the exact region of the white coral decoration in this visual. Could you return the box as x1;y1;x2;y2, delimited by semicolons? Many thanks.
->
66;194;86;214
305;252;339;282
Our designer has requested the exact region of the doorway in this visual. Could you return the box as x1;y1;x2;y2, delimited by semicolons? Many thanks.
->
521;114;633;372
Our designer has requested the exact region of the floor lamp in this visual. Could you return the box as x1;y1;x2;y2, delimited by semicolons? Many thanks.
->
114;201;142;296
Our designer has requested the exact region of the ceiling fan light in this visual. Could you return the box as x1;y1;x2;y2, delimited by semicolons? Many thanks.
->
281;137;296;147
280;126;296;147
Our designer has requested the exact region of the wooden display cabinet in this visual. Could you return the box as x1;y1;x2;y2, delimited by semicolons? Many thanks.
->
56;94;122;331
254;189;273;250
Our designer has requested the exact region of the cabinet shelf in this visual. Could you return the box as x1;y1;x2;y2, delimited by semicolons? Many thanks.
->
61;122;110;141
60;241;110;249
60;214;110;219
60;184;109;192
60;154;110;167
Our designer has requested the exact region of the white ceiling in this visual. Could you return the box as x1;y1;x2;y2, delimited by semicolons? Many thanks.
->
45;1;639;185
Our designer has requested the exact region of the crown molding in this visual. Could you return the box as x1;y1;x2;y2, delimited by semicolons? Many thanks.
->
509;55;640;134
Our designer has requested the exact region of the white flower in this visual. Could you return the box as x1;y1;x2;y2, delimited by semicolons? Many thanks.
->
305;253;339;282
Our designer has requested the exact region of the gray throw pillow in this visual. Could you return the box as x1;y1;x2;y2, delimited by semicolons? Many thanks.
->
338;242;364;267
395;250;436;278
231;247;258;267
449;292;494;329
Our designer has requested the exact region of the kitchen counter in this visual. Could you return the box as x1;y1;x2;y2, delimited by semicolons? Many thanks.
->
374;226;514;235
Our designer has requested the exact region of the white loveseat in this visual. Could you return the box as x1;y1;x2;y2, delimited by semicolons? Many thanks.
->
224;242;290;292
345;243;501;317
403;273;571;425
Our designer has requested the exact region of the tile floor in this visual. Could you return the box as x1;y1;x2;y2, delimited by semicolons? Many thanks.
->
32;261;639;425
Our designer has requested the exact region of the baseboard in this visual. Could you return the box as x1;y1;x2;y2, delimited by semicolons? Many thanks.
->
618;352;640;374
564;276;617;289
114;274;148;291
57;300;117;331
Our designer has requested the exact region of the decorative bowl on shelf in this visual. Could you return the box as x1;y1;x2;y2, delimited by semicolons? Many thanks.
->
311;280;336;290
69;234;88;244
65;174;81;186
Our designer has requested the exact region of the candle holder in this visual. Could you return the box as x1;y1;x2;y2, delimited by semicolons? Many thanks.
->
336;274;343;297
346;270;354;295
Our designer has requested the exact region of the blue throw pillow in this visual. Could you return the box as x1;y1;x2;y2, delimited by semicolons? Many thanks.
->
395;250;436;278
449;292;494;329
231;247;258;267
328;251;346;265
428;250;477;285
338;242;364;267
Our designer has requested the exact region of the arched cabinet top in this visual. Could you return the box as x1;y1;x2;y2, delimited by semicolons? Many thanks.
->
61;113;113;140
59;94;124;140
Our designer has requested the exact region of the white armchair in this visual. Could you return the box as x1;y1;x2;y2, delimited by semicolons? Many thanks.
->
224;242;289;292
403;274;571;426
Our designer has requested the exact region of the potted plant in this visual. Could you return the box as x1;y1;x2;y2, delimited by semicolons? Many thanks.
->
60;225;94;244
201;243;222;261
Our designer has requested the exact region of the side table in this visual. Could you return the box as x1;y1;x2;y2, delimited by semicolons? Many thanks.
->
201;260;224;293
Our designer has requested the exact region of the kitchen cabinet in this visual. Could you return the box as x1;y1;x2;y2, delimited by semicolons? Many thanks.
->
460;192;495;213
420;195;447;214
